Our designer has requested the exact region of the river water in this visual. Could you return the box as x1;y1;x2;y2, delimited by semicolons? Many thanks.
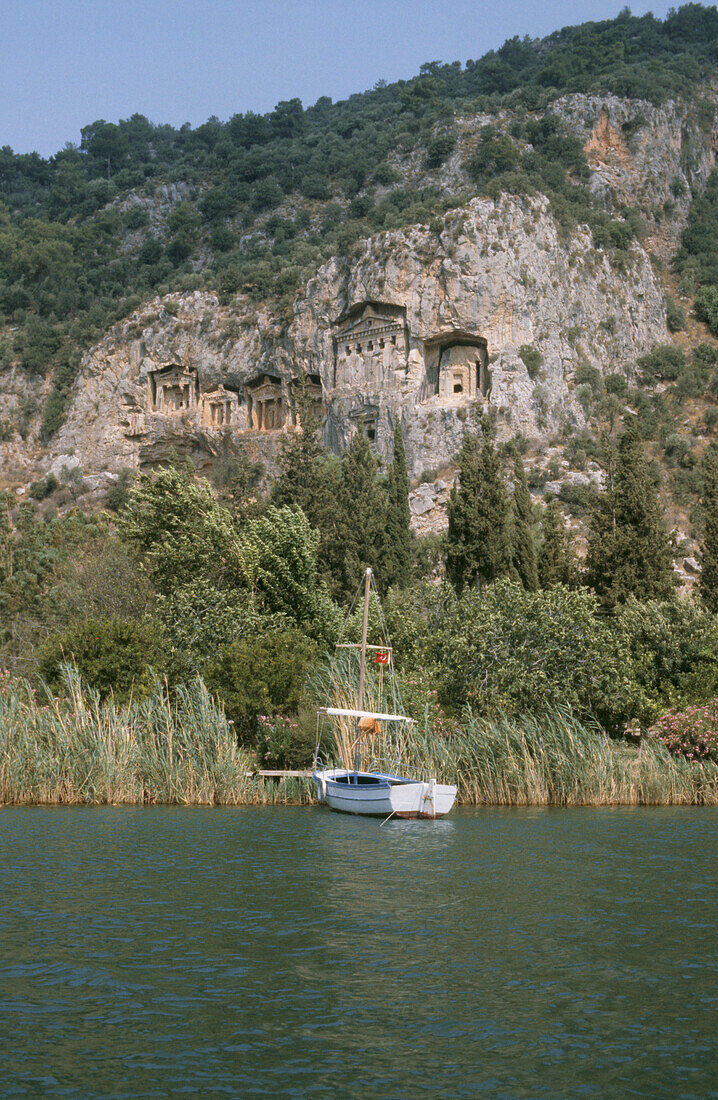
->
1;806;716;1098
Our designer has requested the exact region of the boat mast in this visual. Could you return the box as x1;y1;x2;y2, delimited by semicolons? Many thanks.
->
354;567;372;778
357;567;371;711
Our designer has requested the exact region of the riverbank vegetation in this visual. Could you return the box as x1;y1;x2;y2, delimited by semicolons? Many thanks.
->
3;412;718;805
3;670;717;807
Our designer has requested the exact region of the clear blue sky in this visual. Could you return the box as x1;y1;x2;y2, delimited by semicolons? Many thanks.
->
1;0;681;157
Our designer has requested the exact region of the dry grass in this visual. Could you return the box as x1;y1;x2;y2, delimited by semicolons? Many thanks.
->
380;709;718;806
0;669;313;806
3;667;717;808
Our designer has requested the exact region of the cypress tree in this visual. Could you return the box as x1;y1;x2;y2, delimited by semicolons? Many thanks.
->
538;499;577;588
271;421;342;589
445;421;511;592
511;456;538;590
337;431;386;599
381;420;412;591
586;418;676;604
700;447;718;611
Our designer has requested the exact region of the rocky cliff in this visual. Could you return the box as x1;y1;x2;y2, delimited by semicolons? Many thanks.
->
2;91;717;487
42;190;665;481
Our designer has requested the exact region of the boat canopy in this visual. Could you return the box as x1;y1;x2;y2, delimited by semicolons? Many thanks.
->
319;707;414;723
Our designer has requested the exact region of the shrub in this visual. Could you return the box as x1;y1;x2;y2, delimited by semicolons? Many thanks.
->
704;407;718;433
39;617;165;703
605;372;629;396
105;468;133;512
518;344;543;379
29;473;59;500
666;296;687;332
256;711;317;768
426;134;456;169
637;344;685;382
557;481;599;517
430;579;646;730
204;628;320;744
695;285;718;334
615;598;718;715
575;363;602;394
651;699;718;761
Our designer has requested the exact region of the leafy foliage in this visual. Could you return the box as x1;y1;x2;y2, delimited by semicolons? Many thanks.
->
652;698;718;761
430;579;645;730
39;616;164;703
700;447;718;611
381;421;412;591
511;457;538;590
586;420;676;605
204;628;318;744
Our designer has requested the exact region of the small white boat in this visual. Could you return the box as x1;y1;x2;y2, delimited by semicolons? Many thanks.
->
313;569;457;820
315;764;458;819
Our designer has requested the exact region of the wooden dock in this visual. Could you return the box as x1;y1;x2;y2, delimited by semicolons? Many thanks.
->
249;769;313;779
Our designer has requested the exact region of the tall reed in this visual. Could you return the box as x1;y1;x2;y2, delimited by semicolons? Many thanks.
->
380;708;718;806
0;668;313;806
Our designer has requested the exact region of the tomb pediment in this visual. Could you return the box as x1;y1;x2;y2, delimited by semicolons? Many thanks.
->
332;301;409;389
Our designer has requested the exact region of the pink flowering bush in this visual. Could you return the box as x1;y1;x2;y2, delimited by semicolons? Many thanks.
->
256;712;316;769
651;699;718;762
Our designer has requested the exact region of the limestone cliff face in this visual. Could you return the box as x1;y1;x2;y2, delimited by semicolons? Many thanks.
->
50;192;666;479
555;92;718;261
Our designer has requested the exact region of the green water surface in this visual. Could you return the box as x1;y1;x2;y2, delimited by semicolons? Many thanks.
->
1;806;716;1098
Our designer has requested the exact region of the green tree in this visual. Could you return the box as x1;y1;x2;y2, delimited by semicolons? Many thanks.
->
586;419;676;605
204;627;318;744
271;421;342;586
237;504;339;640
445;423;511;592
39;616;164;703
381;420;412;591
117;464;239;595
538;499;577;588
511;456;538;590
700;447;718;612
431;579;646;730
336;432;386;599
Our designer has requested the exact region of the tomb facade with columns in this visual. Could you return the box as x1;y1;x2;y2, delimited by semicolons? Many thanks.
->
198;384;239;429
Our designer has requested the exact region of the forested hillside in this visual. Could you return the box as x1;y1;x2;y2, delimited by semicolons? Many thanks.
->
2;3;718;436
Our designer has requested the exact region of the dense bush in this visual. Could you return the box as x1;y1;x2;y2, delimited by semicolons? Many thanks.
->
428;579;645;729
615;598;718;715
666;296;686;332
204;628;319;744
39;617;165;703
637;344;685;382
694;284;718;334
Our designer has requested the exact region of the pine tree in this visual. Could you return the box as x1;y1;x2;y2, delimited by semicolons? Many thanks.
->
445;421;511;591
586;418;676;604
700;447;718;612
381;420;412;591
538;499;577;588
511;456;538;590
337;431;386;599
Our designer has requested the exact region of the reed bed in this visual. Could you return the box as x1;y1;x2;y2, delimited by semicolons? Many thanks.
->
0;669;314;807
3;667;717;807
315;655;718;805
377;709;718;806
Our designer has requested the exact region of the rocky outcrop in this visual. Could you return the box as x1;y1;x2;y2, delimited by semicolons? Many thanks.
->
555;92;718;261
48;192;667;480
